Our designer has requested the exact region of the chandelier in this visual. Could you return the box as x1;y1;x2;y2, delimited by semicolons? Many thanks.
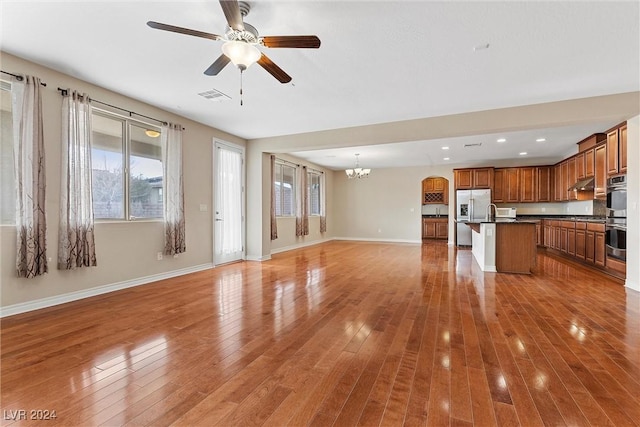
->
345;154;371;179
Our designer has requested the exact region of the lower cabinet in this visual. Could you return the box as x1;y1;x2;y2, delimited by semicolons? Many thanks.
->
423;218;448;240
544;220;606;269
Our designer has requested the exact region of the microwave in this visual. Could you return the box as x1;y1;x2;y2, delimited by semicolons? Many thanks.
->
495;207;517;218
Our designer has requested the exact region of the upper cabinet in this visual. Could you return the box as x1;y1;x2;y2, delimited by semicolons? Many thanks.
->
422;176;449;205
594;143;607;199
454;168;493;190
607;123;627;176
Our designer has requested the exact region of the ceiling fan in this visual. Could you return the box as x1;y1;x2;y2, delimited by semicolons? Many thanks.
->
147;0;321;84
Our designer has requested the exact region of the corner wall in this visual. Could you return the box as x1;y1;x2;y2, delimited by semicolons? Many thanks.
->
333;165;455;243
626;115;639;292
0;52;245;313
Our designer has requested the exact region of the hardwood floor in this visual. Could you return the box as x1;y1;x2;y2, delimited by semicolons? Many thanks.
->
1;241;639;426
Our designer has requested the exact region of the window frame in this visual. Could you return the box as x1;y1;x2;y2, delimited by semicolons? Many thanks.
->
307;171;322;217
274;161;296;217
91;107;163;222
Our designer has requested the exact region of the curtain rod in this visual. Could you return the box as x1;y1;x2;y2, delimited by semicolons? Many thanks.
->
275;158;300;168
57;87;185;130
275;157;324;174
1;70;47;86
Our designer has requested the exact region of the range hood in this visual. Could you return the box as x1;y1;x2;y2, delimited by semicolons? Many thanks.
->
568;177;595;191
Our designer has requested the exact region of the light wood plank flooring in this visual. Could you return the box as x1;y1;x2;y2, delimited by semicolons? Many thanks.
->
1;241;639;426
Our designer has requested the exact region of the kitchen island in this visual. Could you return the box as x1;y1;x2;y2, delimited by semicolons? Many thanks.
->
462;219;537;274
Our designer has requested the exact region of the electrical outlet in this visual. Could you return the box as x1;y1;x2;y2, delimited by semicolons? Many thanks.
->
157;252;163;261
541;207;546;212
199;204;207;212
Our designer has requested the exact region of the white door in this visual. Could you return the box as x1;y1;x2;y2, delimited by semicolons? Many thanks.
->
214;142;244;265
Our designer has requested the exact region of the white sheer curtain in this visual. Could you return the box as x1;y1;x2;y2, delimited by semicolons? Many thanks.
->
12;75;47;278
320;172;327;233
161;123;186;255
296;165;309;236
270;154;278;240
215;146;243;255
58;90;97;270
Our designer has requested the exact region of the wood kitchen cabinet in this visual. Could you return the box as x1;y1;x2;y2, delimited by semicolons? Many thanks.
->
620;124;627;173
536;166;552;202
567;157;577;201
607;129;619;175
505;168;520;203
492;168;505;203
584;148;595;177
561;161;569;201
519;167;536;203
543;220;553;248
575;222;586;260
594;143;607;199
423;177;448;204
554;164;562;202
585;223;605;267
575;152;585;180
455;168;493;190
567;224;576;256
595;230;606;267
423;218;448;240
608;123;627;176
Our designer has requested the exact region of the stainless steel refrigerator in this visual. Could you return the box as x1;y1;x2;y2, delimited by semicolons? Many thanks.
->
456;189;492;246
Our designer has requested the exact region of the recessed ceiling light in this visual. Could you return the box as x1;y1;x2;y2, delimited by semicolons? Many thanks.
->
536;138;546;142
443;157;450;161
497;138;506;143
519;152;528;156
442;146;450;150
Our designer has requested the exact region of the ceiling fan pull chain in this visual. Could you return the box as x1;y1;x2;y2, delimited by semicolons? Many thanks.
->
240;69;244;106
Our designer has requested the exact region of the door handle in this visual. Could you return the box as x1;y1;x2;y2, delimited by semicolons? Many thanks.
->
215;219;223;222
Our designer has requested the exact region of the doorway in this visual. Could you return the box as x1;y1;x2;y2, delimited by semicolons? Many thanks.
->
213;141;245;265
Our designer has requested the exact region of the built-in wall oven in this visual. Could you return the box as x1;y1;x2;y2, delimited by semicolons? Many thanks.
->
606;175;626;261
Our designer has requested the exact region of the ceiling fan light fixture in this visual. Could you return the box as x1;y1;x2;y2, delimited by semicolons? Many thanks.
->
222;40;261;70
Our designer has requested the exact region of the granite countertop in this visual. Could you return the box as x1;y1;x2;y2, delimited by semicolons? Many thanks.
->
517;215;606;223
422;214;449;218
463;219;540;224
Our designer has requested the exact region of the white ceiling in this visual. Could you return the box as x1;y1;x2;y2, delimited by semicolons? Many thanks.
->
2;1;639;170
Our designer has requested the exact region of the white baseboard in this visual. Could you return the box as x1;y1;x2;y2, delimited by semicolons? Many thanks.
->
245;255;272;262
0;263;213;318
270;238;335;255
625;280;640;293
333;237;422;244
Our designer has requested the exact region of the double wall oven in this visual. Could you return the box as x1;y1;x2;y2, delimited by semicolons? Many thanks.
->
606;175;626;261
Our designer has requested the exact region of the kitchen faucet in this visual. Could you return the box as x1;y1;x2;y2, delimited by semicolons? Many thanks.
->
486;203;497;221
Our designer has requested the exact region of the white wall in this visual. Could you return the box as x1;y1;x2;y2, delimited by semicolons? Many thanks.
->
626;115;639;292
0;53;245;312
269;154;334;253
333;165;455;243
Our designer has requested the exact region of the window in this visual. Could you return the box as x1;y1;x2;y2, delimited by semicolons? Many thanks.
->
308;171;321;216
274;162;295;216
0;80;15;224
91;110;163;220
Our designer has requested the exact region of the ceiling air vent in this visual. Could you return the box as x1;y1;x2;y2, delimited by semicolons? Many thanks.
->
198;89;231;102
464;143;482;148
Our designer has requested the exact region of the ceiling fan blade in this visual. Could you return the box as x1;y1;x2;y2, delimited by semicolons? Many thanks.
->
257;54;292;84
147;21;221;41
261;35;321;49
204;54;231;76
219;0;244;31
